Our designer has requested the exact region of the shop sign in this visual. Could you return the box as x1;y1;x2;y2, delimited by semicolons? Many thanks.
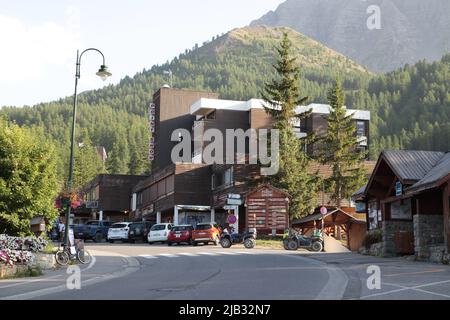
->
148;103;156;161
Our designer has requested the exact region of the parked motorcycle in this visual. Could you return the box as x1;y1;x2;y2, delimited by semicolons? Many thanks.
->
220;228;257;249
283;230;323;252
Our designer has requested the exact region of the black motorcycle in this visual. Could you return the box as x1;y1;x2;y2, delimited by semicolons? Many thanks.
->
220;229;257;249
283;230;323;252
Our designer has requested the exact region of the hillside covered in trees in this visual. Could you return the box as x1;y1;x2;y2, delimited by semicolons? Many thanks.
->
0;26;448;186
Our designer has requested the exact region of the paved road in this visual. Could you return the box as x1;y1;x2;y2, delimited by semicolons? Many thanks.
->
1;243;449;300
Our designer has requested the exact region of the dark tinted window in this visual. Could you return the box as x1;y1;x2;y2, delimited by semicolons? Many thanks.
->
173;226;193;231
195;224;212;230
111;223;128;229
151;224;166;231
86;221;99;226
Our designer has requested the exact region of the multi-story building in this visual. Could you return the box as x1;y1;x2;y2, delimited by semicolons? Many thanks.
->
131;88;372;234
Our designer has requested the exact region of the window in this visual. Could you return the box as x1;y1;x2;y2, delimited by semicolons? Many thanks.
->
205;110;216;120
137;192;143;206
356;121;366;136
211;174;216;190
111;223;128;229
151;224;166;231
224;167;233;186
195;224;212;230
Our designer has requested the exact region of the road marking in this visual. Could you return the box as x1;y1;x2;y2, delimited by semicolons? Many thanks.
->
178;253;199;257
236;251;254;254
217;251;238;255
139;254;157;259
158;253;177;258
197;252;219;256
361;279;450;299
384;269;446;277
0;250;140;300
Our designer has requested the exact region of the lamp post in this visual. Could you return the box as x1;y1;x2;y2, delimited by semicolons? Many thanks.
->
64;48;111;249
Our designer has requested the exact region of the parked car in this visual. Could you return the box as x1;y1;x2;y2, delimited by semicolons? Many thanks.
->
167;225;194;246
73;220;113;242
147;223;173;244
128;221;153;243
191;223;221;246
107;222;133;243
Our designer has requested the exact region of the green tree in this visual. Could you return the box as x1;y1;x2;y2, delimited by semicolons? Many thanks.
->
73;138;107;190
0;119;60;236
316;79;367;208
261;32;319;221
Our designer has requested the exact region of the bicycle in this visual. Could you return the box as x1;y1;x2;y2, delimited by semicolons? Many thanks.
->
55;242;92;266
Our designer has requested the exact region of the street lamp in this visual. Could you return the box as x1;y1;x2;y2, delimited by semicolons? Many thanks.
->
163;69;173;87
64;48;111;249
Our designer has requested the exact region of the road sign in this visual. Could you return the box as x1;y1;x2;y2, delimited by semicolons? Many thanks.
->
320;206;328;215
223;205;236;210
227;214;237;224
86;201;98;209
227;198;243;205
228;193;241;199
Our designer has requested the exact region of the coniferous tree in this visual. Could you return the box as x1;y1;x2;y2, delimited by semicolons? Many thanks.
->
72;138;107;190
316;79;367;208
261;32;319;221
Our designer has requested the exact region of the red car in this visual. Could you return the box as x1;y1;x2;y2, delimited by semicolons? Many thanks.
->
167;225;194;246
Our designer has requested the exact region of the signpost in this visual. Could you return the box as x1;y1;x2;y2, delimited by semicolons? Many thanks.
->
227;214;237;225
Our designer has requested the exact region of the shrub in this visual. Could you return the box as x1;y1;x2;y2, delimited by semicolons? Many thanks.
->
362;229;382;249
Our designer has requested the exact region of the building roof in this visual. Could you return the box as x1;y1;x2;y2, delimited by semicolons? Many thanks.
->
381;150;445;182
292;208;365;226
406;152;450;194
190;98;370;120
352;184;367;199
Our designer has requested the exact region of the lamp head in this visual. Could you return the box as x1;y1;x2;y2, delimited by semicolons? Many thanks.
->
96;65;112;81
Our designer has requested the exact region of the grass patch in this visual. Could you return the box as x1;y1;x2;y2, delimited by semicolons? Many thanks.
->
42;242;58;254
256;236;284;249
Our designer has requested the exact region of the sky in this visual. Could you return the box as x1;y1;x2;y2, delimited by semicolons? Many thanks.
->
0;0;284;107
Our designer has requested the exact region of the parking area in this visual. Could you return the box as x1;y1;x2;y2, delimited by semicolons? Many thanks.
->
307;252;450;300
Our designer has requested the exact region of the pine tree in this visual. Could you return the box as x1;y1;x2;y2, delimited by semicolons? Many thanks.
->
316;79;367;208
261;32;319;221
72;138;107;190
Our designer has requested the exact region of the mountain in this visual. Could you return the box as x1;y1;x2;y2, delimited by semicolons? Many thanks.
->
0;26;372;181
251;0;450;72
1;26;448;182
76;25;373;113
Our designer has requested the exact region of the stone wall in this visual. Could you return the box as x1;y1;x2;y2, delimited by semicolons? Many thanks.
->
414;214;445;261
381;220;413;256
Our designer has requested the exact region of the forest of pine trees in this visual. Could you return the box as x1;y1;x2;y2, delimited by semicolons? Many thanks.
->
0;26;448;187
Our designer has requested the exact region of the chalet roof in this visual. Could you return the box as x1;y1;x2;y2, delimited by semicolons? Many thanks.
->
292;208;365;226
244;183;290;198
406;152;450;194
381;150;445;182
352;184;367;199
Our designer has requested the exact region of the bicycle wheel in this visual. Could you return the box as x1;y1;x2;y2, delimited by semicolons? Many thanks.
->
77;249;92;264
55;250;70;266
